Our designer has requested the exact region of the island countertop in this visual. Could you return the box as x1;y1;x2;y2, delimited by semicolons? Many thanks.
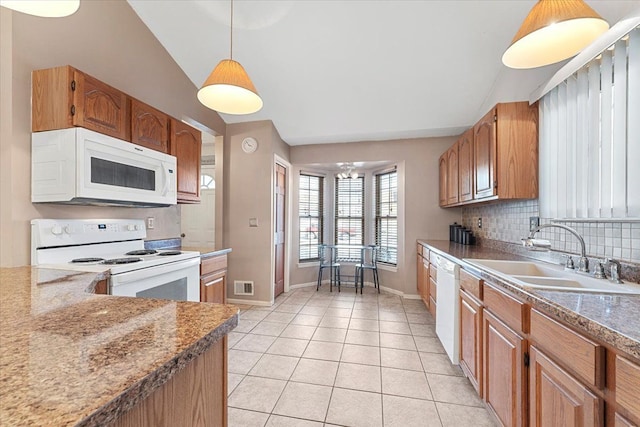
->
418;239;640;361
0;267;238;427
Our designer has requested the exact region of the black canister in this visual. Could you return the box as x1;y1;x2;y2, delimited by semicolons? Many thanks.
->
455;226;466;244
462;230;473;245
449;223;462;242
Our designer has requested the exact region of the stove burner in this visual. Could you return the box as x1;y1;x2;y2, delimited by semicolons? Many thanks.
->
102;257;143;265
71;257;105;263
125;249;158;256
157;251;182;256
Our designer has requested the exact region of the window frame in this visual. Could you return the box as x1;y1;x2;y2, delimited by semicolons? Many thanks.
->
375;168;398;266
334;175;365;260
298;173;324;262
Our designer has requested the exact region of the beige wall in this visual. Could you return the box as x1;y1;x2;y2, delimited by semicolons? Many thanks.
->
0;2;226;267
290;137;462;296
223;120;290;304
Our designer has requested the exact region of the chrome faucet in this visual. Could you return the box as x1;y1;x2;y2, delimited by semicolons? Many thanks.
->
523;224;589;273
605;258;624;284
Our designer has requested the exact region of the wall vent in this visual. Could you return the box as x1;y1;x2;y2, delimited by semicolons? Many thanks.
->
234;280;254;296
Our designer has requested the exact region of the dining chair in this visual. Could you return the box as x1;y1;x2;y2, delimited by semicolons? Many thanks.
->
317;244;341;292
355;245;379;294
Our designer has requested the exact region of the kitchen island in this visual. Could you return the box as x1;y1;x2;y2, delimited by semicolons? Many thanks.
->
0;267;238;426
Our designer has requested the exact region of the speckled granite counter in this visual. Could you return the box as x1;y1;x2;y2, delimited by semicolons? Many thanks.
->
0;267;238;427
418;240;640;360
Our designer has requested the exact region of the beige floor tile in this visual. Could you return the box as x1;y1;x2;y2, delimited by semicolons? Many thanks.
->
351;309;379;320
265;414;323;427
381;367;432;400
353;302;379;311
234;334;278;353
228;372;244;396
414;336;446;354
273;303;303;314
299;305;328;316
427;373;484;407
340;344;380;366
228;331;246;348
319;316;350;329
378;304;404;313
228;376;287;413
379;320;411;335
380;332;417;350
264;311;297;324
250;321;288;337
305;298;332;308
334;362;381;392
378;311;407;322
345;329;380;346
380;348;423;371
234;319;259;333
329;300;355;308
326;388;383;427
227;407;270;427
409;323;437;337
291;314;323;326
324;307;352;318
420;352;464;376
280;324;316;340
406;312;434;324
272;382;332;422
312;327;347;343
266;337;309;357
248;354;299;380
382;395;442;427
228;349;263;375
348;318;380;332
241;310;270;322
290;358;339;386
302;341;344;361
436;402;498;426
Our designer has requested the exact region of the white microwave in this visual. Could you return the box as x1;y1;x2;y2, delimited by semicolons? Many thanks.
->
32;128;177;207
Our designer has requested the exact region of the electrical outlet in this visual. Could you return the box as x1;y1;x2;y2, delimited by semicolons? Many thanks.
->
477;217;482;229
146;217;155;229
529;216;540;232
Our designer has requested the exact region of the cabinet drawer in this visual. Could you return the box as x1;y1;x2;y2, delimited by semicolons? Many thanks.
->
530;309;604;389
201;254;227;276
483;284;528;333
429;263;437;281
429;277;437;301
430;251;439;266
417;244;423;257
460;269;483;300
616;355;640;420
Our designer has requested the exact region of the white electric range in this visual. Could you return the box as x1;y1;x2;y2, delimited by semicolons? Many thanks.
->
31;219;201;301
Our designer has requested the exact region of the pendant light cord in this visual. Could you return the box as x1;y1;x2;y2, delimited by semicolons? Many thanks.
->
230;0;234;60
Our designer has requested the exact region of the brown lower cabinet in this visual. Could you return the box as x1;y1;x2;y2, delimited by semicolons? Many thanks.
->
459;288;482;396
200;254;228;304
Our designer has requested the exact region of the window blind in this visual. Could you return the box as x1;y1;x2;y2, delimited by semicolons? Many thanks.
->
539;27;640;219
375;169;398;265
299;174;323;261
335;176;364;260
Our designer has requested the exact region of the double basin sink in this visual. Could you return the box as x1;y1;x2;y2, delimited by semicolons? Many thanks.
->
464;259;640;295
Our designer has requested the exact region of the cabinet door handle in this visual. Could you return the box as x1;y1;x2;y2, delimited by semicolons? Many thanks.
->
205;277;224;287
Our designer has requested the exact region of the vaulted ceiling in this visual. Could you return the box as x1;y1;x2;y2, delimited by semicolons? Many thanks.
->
128;1;639;145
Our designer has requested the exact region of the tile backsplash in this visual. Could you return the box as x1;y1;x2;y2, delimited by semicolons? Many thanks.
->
461;199;640;264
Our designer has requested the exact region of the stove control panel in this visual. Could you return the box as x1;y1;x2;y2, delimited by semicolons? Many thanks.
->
32;219;147;249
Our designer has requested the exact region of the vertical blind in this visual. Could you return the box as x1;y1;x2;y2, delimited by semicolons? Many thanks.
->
299;174;324;261
540;27;640;219
335;176;364;260
375;169;398;265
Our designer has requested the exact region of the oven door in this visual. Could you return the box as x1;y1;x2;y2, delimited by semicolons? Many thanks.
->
109;258;200;302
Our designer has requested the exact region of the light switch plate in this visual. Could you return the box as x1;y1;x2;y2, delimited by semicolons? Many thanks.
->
249;218;258;227
529;216;540;232
146;217;155;229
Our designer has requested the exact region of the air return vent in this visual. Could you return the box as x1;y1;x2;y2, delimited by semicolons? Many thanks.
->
234;280;254;296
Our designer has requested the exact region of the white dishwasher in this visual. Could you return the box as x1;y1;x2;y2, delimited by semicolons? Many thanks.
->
435;255;461;364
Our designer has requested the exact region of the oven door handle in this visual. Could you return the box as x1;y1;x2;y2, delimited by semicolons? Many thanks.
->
110;257;201;285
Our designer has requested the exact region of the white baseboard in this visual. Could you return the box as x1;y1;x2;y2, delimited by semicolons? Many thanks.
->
289;281;318;290
289;280;419;300
402;294;422;300
227;298;273;307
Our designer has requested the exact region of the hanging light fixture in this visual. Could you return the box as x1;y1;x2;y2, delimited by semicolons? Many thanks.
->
0;0;79;17
502;0;609;69
197;0;263;115
337;163;358;179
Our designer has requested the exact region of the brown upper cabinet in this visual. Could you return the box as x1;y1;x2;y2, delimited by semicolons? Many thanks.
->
438;153;448;206
131;99;169;153
446;142;459;205
440;101;538;207
170;118;202;204
32;65;130;140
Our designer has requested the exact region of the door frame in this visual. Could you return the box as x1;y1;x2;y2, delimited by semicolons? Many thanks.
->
271;154;292;302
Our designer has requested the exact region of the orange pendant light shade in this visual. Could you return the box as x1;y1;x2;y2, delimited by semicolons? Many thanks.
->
502;0;609;69
0;0;79;17
197;59;263;115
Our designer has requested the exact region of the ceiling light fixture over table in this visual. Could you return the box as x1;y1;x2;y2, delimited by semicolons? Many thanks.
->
197;0;263;115
0;0;79;17
502;0;609;69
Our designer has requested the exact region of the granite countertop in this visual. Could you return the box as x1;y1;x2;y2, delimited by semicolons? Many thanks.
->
419;240;640;360
0;267;238;427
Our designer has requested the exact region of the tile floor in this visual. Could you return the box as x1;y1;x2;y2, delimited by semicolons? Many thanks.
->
227;285;497;427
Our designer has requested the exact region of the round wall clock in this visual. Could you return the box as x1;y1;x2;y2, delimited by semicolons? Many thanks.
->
241;137;258;153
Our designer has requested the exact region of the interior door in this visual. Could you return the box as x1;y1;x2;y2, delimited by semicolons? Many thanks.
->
274;163;286;298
